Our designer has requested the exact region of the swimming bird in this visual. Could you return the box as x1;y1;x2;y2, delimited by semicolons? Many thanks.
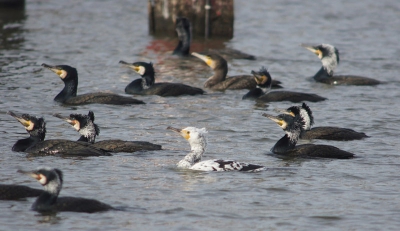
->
242;67;326;102
275;103;369;141
8;111;111;157
301;43;381;85
263;113;355;159
41;63;145;105
18;168;114;213
192;52;283;90
167;126;267;172
53;111;162;152
119;61;204;96
0;184;43;200
173;17;256;60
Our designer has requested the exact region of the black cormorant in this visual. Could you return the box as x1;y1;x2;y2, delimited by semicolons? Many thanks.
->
18;168;114;213
243;67;326;102
8;111;111;157
301;43;381;85
263;113;355;159
173;17;256;60
53;111;162;153
119;61;204;96
276;103;369;141
41;63;145;105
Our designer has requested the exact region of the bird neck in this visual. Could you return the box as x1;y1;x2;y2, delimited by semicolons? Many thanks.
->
32;179;62;210
314;56;337;80
173;22;191;56
204;66;228;88
177;139;207;168
271;129;300;154
55;76;78;103
141;74;155;89
299;109;312;130
77;122;98;144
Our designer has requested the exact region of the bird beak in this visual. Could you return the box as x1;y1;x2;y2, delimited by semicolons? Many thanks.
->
167;126;182;133
53;113;76;126
7;111;31;127
17;169;41;181
191;52;213;67
262;113;281;123
300;44;322;57
119;60;140;72
273;108;295;117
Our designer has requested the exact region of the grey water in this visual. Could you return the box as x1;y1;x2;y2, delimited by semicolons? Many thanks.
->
1;0;399;230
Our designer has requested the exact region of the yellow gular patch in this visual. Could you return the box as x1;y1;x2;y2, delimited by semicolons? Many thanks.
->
25;121;34;131
205;58;215;68
56;70;68;79
72;120;80;131
181;130;191;140
255;75;267;84
315;50;323;59
279;120;287;129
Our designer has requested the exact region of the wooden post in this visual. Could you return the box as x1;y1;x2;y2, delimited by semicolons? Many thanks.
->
148;0;234;39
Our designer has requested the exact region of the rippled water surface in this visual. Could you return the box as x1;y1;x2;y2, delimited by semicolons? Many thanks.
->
1;0;400;230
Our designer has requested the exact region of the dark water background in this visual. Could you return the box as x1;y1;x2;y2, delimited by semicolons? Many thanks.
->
0;0;399;230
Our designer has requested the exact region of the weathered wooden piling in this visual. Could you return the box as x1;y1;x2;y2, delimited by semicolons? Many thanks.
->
148;0;234;39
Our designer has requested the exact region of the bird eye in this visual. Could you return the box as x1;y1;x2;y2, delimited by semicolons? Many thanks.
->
187;131;190;134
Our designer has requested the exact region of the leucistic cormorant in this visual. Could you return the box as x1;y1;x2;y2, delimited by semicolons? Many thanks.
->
18;168;114;213
173;17;255;60
53;111;162;153
276;103;369;141
167;126;267;172
8;111;110;157
301;44;381;85
263;113;355;159
0;184;43;200
119;61;204;96
192;52;283;90
41;63;145;105
243;67;326;102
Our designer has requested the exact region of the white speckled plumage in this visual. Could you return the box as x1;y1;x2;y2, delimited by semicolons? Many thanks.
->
168;126;267;172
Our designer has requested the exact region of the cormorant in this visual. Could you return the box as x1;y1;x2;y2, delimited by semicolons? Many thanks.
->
119;61;204;96
263;113;355;159
53;111;162;153
8;111;111;157
301;43;381;85
167;126;267;172
41;63;145;105
243;67;326;102
192;52;283;90
173;17;256;60
275;103;369;141
18;168;114;213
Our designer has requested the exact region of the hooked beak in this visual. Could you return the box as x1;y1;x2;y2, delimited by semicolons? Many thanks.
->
119;60;140;72
53;113;76;126
262;113;281;123
167;126;181;133
7;111;31;127
17;169;41;181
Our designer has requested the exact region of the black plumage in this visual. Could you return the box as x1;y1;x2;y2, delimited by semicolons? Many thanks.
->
54;111;162;153
19;168;114;213
263;113;355;159
243;67;326;102
120;61;204;97
41;63;145;105
301;43;381;86
8;111;111;157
